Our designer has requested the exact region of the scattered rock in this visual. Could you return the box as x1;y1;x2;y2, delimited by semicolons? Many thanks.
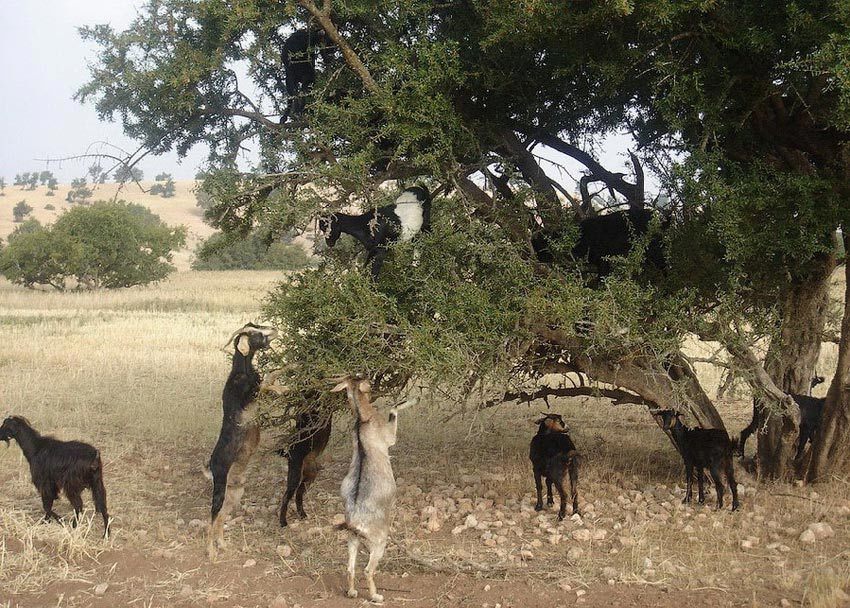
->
567;546;583;560
780;600;791;608
180;585;193;598
602;566;618;579
243;559;257;568
276;544;293;559
808;522;834;540
188;519;206;531
270;595;289;608
451;525;466;535
331;514;345;527
576;589;586;597
93;583;109;596
799;529;816;544
465;514;478;528
591;529;608;541
572;529;591;542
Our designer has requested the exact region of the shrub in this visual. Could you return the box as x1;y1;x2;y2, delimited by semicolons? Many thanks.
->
12;201;33;222
66;178;93;204
150;173;176;198
0;201;186;290
192;232;311;271
44;203;55;210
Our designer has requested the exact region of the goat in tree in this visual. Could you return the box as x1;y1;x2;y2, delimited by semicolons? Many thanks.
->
319;186;432;279
280;27;330;120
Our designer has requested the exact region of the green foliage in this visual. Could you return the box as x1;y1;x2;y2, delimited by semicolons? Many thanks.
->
66;178;93;204
8;218;43;242
44;203;55;210
192;232;311;271
113;165;143;183
0;177;5;195
149;173;176;198
12;201;32;223
0;201;186;290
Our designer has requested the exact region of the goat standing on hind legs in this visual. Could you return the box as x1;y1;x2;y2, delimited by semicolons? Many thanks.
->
331;376;416;603
205;323;281;559
278;403;332;527
0;416;110;538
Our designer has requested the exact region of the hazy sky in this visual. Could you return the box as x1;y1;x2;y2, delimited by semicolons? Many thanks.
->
0;0;207;183
0;0;650;193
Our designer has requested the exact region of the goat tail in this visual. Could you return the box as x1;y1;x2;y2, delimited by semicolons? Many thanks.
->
90;455;110;538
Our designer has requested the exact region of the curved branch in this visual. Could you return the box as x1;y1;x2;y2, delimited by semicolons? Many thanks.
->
298;0;379;93
479;385;653;411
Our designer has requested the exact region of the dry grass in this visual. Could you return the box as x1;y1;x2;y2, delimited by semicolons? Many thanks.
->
0;271;848;607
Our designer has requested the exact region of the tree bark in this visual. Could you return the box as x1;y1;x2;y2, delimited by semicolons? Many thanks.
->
758;253;835;479
807;240;850;481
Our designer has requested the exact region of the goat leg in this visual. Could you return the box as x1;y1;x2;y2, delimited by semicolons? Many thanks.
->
67;491;84;528
40;490;60;523
533;471;544;511
683;462;693;504
346;536;359;598
546;479;555;507
697;468;706;504
364;538;387;604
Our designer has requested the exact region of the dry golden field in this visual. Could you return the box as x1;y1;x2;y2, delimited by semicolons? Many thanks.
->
0;181;214;270
0;269;848;608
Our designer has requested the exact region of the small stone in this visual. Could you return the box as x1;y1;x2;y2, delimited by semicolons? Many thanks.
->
779;545;791;553
180;585;193;598
602;567;618;579
575;590;586;597
176;518;186;526
799;529;816;543
591;529;607;541
484;584;491;592
189;518;206;530
741;540;754;550
276;544;293;559
243;559;257;568
452;525;466;535
567;546;583;560
520;549;534;560
557;581;572;591
780;600;791;608
808;522;834;539
572;529;591;542
465;514;478;528
270;595;289;608
332;513;345;526
93;583;109;596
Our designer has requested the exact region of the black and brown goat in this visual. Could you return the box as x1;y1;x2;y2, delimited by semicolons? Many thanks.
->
205;323;280;558
278;405;333;527
0;416;110;537
529;413;580;520
654;409;739;511
738;375;826;458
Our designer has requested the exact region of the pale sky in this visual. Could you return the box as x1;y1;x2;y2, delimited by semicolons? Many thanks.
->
0;0;207;183
0;0;653;195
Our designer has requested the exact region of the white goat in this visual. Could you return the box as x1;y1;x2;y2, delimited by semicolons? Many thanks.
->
331;377;415;603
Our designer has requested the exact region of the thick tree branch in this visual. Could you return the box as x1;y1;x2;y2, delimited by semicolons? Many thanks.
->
479;385;654;410
298;0;379;93
199;106;282;131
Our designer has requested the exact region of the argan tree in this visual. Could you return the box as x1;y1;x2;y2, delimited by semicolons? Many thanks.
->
78;0;850;479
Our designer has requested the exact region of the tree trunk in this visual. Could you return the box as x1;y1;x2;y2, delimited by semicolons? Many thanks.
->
757;253;834;479
807;245;850;481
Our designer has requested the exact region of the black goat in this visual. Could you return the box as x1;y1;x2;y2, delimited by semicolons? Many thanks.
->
319;186;432;279
280;28;332;120
0;416;110;537
278;407;333;527
205;322;278;558
532;208;666;277
529;413;580;520
654;410;739;511
738;375;825;458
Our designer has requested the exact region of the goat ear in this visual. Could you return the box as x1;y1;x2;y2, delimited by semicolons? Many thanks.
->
235;335;251;356
330;381;349;393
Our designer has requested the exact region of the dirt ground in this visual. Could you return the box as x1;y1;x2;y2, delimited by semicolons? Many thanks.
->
0;272;848;608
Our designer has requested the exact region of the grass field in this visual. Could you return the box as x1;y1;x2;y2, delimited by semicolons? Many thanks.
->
0;270;848;607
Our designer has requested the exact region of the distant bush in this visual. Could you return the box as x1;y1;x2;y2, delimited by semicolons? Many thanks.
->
44;203;55;210
8;219;43;242
66;178;93;204
192;232;311;271
114;165;143;183
150;173;176;198
13;201;32;222
0;201;186;290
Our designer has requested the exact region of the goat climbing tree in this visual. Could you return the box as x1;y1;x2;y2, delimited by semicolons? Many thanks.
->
79;0;850;479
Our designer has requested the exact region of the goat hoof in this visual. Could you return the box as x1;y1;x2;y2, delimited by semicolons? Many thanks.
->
298;512;308;520
534;504;544;512
731;503;740;512
280;519;288;528
557;514;565;521
346;589;358;598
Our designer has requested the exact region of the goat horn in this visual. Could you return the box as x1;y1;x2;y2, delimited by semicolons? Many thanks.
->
221;327;244;352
